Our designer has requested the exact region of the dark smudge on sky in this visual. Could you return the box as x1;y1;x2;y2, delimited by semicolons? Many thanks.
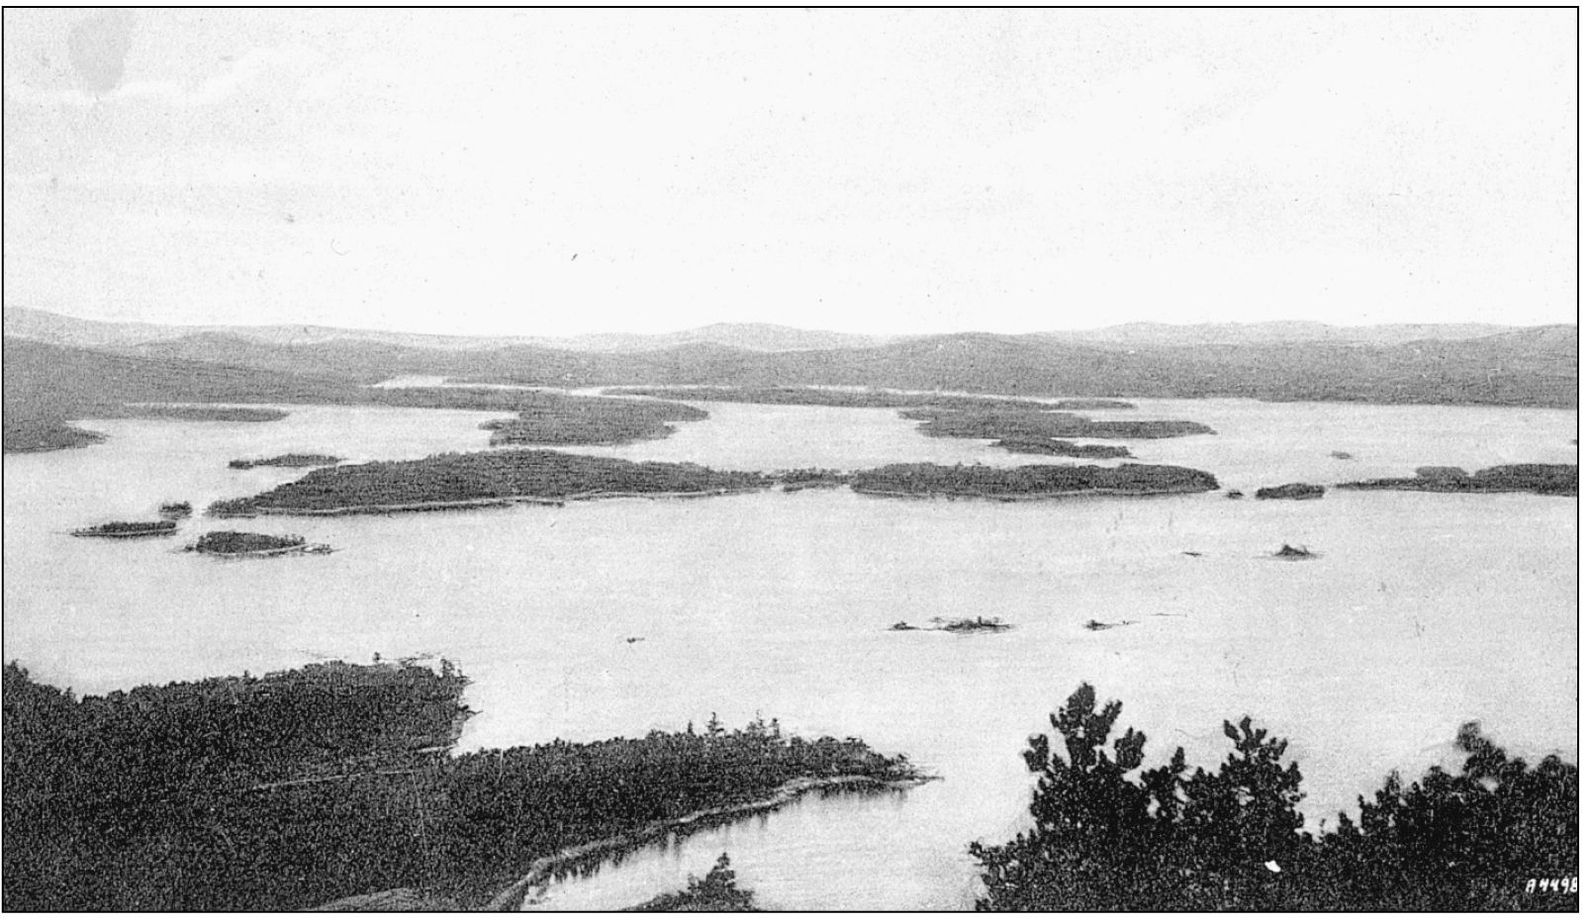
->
68;10;136;95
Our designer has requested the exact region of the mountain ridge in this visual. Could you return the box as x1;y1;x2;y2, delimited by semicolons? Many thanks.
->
5;305;1570;354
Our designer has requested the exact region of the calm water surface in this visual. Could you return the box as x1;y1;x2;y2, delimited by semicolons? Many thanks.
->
2;398;1576;910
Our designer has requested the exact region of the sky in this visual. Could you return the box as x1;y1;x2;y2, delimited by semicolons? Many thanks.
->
2;9;1576;337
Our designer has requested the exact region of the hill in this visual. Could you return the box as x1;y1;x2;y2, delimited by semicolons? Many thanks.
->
1;337;359;452
4;307;893;354
1046;321;1521;346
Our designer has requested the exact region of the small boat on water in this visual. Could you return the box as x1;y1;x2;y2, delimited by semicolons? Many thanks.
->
1273;544;1317;560
940;616;1013;634
72;520;179;538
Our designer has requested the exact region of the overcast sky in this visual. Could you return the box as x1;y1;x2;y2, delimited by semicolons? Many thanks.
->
2;9;1575;336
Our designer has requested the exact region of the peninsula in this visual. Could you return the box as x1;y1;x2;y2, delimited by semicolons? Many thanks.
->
228;453;343;470
2;659;919;911
479;391;708;446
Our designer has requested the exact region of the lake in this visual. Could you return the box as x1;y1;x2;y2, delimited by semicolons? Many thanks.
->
1;397;1576;910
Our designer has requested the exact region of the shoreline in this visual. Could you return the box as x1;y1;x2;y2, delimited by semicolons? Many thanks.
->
212;486;768;518
191;542;311;559
487;773;928;911
851;486;1213;500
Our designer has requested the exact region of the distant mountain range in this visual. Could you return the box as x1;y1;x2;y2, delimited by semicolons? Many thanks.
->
1;305;1548;353
1;307;894;354
2;306;1576;452
1043;321;1521;347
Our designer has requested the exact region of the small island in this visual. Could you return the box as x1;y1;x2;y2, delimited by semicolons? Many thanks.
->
188;530;327;557
228;453;343;470
1336;464;1576;496
208;450;775;517
850;462;1220;500
889;617;1014;634
158;501;193;519
1255;483;1326;500
71;520;178;539
991;438;1133;458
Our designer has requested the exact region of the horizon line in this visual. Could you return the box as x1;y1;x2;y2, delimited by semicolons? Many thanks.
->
3;305;1576;344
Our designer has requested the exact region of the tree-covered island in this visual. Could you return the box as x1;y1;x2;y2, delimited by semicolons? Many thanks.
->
1336;464;1576;496
187;531;325;557
2;659;920;911
207;450;776;517
850;462;1220;499
206;452;1227;516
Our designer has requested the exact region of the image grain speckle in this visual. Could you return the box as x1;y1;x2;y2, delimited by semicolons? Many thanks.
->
2;8;1576;912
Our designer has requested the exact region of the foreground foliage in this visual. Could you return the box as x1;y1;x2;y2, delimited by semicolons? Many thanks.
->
2;661;913;911
627;853;757;911
971;684;1577;911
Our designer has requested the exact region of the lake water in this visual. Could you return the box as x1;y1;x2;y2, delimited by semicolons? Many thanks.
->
2;397;1576;910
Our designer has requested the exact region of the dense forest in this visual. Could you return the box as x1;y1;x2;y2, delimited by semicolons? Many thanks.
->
850;462;1220;498
207;450;775;516
971;684;1577;911
1337;464;1577;496
2;660;915;911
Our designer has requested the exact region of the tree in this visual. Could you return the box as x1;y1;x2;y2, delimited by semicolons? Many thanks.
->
972;683;1576;911
968;683;1163;910
971;684;1311;910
